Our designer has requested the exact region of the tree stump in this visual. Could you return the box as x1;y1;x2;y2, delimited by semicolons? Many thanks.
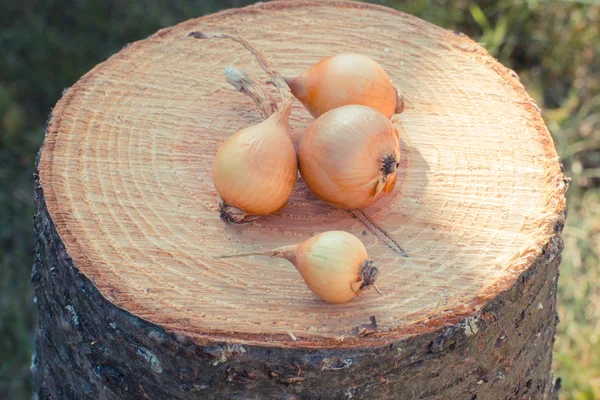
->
32;1;568;399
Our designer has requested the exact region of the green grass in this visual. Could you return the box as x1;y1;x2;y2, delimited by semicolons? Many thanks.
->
1;0;598;398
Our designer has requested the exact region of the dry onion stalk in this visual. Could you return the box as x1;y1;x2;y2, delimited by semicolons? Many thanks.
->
299;105;402;209
218;230;381;303
285;53;404;118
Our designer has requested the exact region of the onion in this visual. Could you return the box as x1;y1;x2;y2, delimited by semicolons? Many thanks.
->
285;53;403;118
298;105;402;209
213;97;297;224
219;231;380;303
212;68;297;224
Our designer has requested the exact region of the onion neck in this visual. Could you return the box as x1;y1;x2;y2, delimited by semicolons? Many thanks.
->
267;244;298;266
273;97;292;126
284;76;306;101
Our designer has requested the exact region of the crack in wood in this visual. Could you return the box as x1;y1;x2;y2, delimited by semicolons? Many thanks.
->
350;209;408;257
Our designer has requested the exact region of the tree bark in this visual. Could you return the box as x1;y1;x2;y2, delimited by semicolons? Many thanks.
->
32;1;567;399
32;176;565;399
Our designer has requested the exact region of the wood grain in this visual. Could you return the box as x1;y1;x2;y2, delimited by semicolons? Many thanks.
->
38;0;566;347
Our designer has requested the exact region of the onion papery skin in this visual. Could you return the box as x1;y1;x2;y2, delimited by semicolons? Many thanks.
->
213;109;297;216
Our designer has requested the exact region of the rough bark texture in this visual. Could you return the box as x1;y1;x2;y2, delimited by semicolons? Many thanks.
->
32;164;564;399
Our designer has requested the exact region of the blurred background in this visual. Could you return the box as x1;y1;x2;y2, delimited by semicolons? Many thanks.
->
0;0;598;398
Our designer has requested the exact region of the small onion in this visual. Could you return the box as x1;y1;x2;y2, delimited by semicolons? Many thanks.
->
219;230;380;303
285;53;402;118
213;97;297;224
298;105;401;209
